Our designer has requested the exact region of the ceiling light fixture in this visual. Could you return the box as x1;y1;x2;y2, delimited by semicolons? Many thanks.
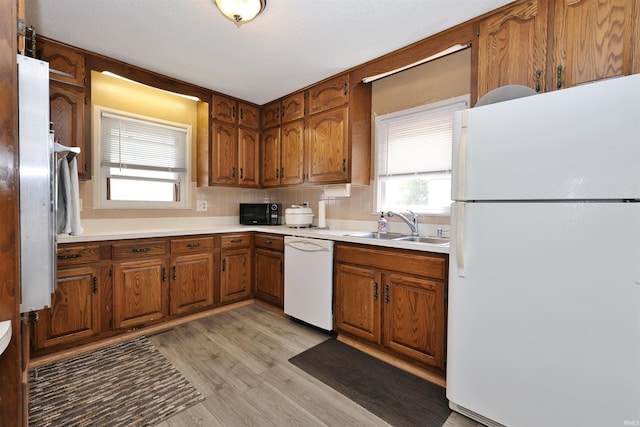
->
214;0;267;26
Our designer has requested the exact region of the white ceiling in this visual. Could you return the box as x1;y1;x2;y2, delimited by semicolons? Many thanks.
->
26;0;513;105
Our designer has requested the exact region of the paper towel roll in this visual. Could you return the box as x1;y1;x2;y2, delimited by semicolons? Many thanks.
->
318;200;326;228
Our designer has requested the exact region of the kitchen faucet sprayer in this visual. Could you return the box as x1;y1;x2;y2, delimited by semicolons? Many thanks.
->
386;210;419;236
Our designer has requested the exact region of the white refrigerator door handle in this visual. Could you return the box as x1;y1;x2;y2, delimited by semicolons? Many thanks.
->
456;203;465;277
456;112;469;201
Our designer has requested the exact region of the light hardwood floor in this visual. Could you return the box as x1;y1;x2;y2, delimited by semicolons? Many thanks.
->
151;304;484;427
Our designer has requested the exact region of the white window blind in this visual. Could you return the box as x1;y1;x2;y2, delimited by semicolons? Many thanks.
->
100;111;187;173
377;99;468;177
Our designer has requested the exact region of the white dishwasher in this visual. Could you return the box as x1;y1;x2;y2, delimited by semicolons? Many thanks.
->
284;236;334;331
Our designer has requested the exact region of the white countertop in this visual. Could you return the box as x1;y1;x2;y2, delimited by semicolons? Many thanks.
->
58;217;450;254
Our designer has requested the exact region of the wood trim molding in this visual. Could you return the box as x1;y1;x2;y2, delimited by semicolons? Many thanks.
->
0;0;24;425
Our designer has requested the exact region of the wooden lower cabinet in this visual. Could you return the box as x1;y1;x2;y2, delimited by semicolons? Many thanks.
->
220;248;252;303
335;264;381;343
113;258;168;329
170;253;214;315
220;233;253;303
334;243;447;370
254;233;284;306
34;266;100;349
382;273;445;367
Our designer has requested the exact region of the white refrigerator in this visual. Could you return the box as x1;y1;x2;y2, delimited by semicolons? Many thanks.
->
447;74;640;427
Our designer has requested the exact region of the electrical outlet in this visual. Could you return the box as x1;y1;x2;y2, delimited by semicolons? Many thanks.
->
196;200;208;211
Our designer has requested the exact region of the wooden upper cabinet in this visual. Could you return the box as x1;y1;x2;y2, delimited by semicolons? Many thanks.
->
308;75;349;114
211;121;238;184
477;0;639;98
261;100;281;128
261;92;304;128
50;83;88;175
551;0;638;89
307;106;349;183
280;119;305;185
37;38;86;87
238;127;260;186
213;94;237;124
281;92;305;123
477;0;549;99
238;102;259;129
261;127;281;187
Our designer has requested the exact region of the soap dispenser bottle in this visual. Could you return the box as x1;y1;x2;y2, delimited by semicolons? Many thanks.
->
377;212;388;233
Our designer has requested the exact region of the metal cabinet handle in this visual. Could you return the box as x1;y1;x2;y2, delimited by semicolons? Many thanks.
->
232;167;236;178
342;158;346;172
230;239;242;243
186;243;200;248
343;81;348;96
162;266;167;282
93;276;98;294
132;247;150;253
172;265;177;280
58;253;82;260
222;258;226;271
264;239;273;244
373;282;378;301
384;284;390;303
556;65;564;90
534;69;542;93
240;167;244;180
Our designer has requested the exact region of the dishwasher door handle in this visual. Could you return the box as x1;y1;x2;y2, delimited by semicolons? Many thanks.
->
286;240;330;252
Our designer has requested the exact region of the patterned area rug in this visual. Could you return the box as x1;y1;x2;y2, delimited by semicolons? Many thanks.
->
29;336;203;427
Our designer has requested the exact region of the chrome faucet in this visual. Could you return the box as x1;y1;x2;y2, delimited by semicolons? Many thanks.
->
387;210;419;236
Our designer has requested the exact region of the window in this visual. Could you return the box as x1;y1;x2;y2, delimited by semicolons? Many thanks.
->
94;106;191;209
374;95;469;215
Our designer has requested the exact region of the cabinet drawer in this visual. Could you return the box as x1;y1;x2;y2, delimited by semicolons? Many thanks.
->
170;236;214;254
57;244;100;267
254;234;284;251
220;233;251;248
112;239;168;260
335;244;447;281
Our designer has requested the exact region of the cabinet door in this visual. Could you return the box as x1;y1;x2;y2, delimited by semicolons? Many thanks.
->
261;100;281;129
307;106;349;183
238;102;259;129
37;38;86;87
220;248;252;303
280;119;305;185
34;266;100;349
170;253;214;315
261;127;281;187
113;258;167;329
212;94;237;123
334;264;382;344
50;82;89;178
281;92;305;123
477;0;549;98
254;248;283;307
383;273;445;369
308;75;349;115
238;127;260;186
551;0;637;89
211;121;238;184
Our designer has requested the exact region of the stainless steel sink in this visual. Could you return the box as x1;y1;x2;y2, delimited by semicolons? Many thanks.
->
394;236;450;245
344;232;404;240
345;232;449;245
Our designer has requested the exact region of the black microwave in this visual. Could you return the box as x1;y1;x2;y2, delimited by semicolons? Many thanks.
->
239;203;282;225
